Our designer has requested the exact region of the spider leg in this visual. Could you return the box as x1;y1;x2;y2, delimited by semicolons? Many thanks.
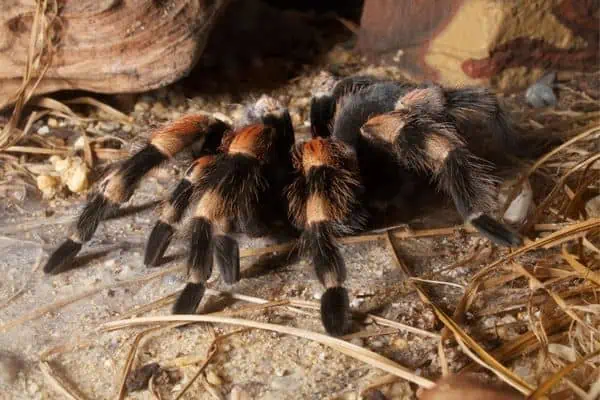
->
144;122;228;266
213;234;240;284
144;155;218;266
43;115;229;274
287;138;366;335
173;96;296;313
173;210;216;314
362;112;522;247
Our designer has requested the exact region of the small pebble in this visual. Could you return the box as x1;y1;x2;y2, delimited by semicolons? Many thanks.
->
151;102;168;117
37;125;50;135
122;123;133;133
27;380;40;395
205;369;222;386
525;72;557;108
350;298;364;308
392;338;408;349
501;177;534;225
134;100;151;112
230;386;251;400
36;175;60;199
99;121;119;132
47;118;58;128
73;136;85;150
585;194;600;218
349;338;364;347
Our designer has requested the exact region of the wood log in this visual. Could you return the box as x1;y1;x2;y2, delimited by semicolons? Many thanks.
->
356;0;599;90
0;0;229;110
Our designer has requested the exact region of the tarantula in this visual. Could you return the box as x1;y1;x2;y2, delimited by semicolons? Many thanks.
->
42;75;549;336
43;97;296;315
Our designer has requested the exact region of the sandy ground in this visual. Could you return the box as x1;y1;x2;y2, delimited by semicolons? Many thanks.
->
1;23;598;398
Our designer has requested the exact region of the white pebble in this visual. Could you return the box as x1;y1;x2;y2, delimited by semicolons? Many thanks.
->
37;126;50;135
585;195;600;218
350;298;364;308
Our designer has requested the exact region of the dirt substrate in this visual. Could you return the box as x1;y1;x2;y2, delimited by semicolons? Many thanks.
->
1;38;599;400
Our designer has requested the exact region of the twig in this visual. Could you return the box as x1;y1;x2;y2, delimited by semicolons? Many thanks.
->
100;315;436;389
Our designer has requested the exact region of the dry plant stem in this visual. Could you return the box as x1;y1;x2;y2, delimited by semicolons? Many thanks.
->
174;343;218;400
454;218;600;322
438;339;449;377
561;247;600;286
4;146;70;155
504;124;600;214
201;376;224;400
64;97;132;123
99;315;436;389
174;329;247;400
386;232;534;395
526;153;600;230
0;0;59;149
513;263;599;335
0;263;182;333
116;324;172;400
39;360;89;400
526;349;600;400
360;374;401;396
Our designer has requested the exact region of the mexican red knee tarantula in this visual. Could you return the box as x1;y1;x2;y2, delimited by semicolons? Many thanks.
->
43;75;552;336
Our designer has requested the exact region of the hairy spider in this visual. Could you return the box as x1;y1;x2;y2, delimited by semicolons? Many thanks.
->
42;76;555;336
290;74;558;334
43;95;296;316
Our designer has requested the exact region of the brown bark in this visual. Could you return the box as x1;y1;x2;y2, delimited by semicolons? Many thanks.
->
0;0;229;110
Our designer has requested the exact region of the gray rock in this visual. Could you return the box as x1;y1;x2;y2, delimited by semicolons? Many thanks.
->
525;72;557;108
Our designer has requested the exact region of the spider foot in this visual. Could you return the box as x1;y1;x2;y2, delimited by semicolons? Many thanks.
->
321;286;350;336
172;282;206;314
469;214;523;247
43;239;83;274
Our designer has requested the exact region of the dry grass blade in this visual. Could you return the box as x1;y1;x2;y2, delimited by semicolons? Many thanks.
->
360;375;401;397
524;125;600;179
417;288;534;395
174;329;247;400
526;153;600;229
65;97;133;123
117;325;167;400
386;231;533;394
527;349;600;399
40;361;89;400
0;0;60;149
4;146;70;156
512;262;599;335
31;97;80;118
561;248;600;286
100;315;435;388
454;218;600;321
174;343;218;400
